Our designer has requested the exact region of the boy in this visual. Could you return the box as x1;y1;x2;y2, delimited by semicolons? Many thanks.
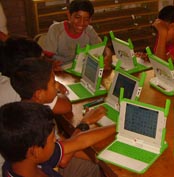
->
45;0;112;70
0;102;115;177
152;5;174;61
10;57;72;115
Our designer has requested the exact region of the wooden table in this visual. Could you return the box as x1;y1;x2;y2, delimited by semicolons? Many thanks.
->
55;69;174;177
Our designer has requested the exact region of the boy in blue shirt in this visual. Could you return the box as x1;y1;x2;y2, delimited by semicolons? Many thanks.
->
0;102;115;177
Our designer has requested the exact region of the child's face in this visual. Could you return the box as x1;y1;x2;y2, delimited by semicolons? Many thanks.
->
36;129;56;163
42;71;58;103
68;10;91;34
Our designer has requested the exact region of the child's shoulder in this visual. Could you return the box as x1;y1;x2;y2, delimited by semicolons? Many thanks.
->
49;21;64;31
47;21;66;37
2;161;22;177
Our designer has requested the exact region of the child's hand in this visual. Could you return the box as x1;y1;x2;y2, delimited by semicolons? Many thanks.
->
53;60;63;72
57;82;69;95
81;106;106;125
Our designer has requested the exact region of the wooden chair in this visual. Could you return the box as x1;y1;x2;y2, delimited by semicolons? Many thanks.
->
33;33;47;50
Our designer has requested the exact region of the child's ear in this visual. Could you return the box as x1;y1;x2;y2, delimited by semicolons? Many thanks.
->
66;11;71;21
27;146;40;163
33;89;44;103
26;146;37;160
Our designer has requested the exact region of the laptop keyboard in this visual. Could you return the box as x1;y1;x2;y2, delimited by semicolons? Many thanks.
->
68;83;92;98
108;141;157;163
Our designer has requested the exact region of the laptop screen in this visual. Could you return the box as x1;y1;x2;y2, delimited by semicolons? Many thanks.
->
119;101;165;148
151;60;173;79
124;104;158;138
84;55;98;83
107;72;138;106
112;73;136;99
81;53;99;91
112;38;134;69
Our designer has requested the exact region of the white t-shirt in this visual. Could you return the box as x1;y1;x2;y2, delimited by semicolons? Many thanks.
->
45;21;101;64
0;73;20;107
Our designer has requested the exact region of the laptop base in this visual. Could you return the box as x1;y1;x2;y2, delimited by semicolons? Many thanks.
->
98;140;168;174
65;68;82;77
150;78;174;96
127;63;151;74
68;83;107;102
112;56;152;74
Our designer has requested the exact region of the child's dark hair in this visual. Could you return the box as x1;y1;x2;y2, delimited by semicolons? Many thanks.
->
0;36;42;77
68;0;94;17
10;57;53;99
0;102;55;162
158;5;174;23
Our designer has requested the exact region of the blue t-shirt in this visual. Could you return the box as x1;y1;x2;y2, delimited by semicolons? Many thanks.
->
2;142;63;177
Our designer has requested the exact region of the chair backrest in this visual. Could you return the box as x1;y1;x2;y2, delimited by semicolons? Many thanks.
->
33;33;47;50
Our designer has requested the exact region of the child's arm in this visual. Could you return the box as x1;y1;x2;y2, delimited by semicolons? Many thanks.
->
59;124;115;167
58;105;107;166
103;46;113;70
57;81;69;95
62;125;116;154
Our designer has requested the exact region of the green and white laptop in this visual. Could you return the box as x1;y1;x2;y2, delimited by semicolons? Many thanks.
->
96;61;146;126
98;92;170;174
146;47;174;96
110;31;152;74
66;53;107;102
64;36;108;77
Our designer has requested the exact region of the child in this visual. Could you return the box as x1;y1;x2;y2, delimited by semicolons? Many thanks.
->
152;5;174;61
10;57;72;115
0;102;115;177
45;0;113;70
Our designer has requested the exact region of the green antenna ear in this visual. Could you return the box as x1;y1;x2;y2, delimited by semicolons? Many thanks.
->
164;99;171;117
119;87;124;103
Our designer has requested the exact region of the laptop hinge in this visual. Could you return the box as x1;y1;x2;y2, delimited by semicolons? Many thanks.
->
117;134;160;154
105;98;120;110
80;79;95;94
